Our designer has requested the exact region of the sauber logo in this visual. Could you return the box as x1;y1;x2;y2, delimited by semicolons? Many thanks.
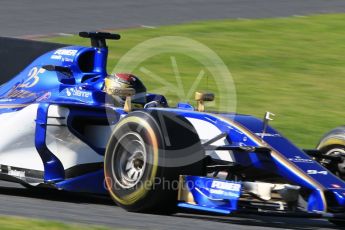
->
66;87;91;98
211;181;241;192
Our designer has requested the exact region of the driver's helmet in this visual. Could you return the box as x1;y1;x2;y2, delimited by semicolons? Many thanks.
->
104;73;147;107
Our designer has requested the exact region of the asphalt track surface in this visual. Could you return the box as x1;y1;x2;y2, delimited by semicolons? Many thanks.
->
1;0;345;37
0;181;339;230
1;1;345;229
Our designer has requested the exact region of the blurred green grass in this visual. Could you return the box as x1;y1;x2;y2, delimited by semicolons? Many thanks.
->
47;14;345;148
0;216;110;230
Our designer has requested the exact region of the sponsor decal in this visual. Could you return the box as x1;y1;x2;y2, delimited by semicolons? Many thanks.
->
61;57;74;62
289;156;314;164
54;49;78;56
211;180;241;192
51;55;62;60
36;92;52;102
51;49;78;60
7;89;36;99
5;67;45;99
0;98;15;102
209;189;241;198
307;170;328;175
66;87;91;98
5;66;46;99
51;56;74;62
8;168;25;178
331;184;341;189
255;133;280;137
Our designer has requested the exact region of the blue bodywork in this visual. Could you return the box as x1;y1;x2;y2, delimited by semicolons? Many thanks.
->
178;176;241;214
1;36;345;216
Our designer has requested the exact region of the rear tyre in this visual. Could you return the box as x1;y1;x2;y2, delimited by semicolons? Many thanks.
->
104;110;205;213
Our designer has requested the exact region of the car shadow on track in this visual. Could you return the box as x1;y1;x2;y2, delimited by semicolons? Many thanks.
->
175;213;341;230
0;182;341;229
0;182;113;206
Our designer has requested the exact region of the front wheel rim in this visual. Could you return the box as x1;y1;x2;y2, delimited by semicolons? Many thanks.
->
111;132;147;189
325;147;345;156
325;147;345;175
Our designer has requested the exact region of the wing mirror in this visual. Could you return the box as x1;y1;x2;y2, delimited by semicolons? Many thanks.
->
195;91;215;112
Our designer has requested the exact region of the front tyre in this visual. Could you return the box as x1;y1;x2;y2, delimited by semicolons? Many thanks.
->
317;126;345;179
104;111;204;213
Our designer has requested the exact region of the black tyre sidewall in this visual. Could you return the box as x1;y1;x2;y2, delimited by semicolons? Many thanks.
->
104;111;204;212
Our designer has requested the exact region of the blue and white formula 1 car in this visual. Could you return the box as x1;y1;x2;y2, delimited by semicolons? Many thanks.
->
1;32;345;226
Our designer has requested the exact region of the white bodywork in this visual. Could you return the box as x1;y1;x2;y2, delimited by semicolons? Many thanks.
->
0;104;43;170
0;104;107;172
0;104;234;173
46;105;106;170
186;117;234;162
